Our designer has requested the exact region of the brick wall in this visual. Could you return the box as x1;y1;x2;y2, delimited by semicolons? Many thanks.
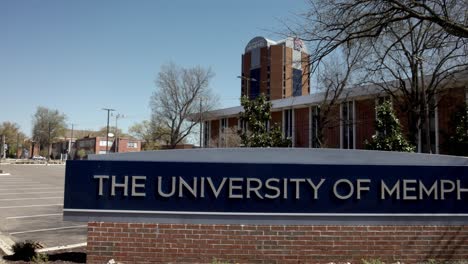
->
323;105;341;148
355;99;376;149
87;222;468;264
228;117;238;129
210;120;219;147
260;47;268;96
270;45;283;100
285;47;293;98
302;52;310;95
241;53;251;98
271;111;282;128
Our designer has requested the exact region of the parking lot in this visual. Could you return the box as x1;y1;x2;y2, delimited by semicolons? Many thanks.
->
0;164;86;253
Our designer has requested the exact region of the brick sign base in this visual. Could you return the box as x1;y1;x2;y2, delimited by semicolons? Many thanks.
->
87;222;468;264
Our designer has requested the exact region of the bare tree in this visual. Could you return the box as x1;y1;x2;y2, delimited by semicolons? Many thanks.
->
365;19;468;152
312;43;366;147
129;120;171;150
288;0;467;70
32;106;67;159
150;62;217;148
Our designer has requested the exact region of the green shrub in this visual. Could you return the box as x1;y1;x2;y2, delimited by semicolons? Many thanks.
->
11;240;39;261
76;149;86;160
31;252;49;263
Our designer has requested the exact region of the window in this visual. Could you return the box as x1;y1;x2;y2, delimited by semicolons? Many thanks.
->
284;109;293;139
77;139;94;148
127;142;137;148
292;69;302;96
238;119;246;133
377;96;391;106
249;68;261;99
221;118;228;133
220;118;228;147
203;121;211;147
341;101;355;149
99;140;113;147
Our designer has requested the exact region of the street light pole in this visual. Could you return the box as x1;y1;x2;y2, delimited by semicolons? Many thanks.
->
199;98;203;148
47;122;51;161
1;135;5;159
102;108;115;154
16;133;19;159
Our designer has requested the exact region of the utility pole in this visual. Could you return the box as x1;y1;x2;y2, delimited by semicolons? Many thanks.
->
115;114;124;153
102;108;115;154
16;133;19;159
47;122;51;161
68;124;76;159
1;135;5;159
199;98;203;148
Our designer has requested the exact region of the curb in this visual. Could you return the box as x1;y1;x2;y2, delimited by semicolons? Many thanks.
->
0;233;14;256
37;242;87;253
0;174;10;176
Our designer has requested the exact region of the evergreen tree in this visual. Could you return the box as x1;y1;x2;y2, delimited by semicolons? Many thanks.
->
239;95;291;147
366;100;414;152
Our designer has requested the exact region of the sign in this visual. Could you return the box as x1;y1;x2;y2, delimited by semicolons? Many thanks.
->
245;37;268;52
64;160;468;220
293;37;303;51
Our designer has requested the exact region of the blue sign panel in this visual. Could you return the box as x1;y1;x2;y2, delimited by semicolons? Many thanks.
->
64;160;468;216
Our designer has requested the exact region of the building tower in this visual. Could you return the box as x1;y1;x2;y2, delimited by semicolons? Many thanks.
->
241;36;310;100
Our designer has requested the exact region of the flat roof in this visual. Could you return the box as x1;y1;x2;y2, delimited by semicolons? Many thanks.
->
198;70;468;121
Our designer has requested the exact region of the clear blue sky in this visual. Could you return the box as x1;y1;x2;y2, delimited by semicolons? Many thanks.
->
1;0;307;136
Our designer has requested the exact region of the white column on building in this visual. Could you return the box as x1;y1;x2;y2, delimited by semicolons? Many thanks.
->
282;110;286;136
435;95;439;154
339;103;343;149
292;108;295;147
308;106;312;148
352;100;356;149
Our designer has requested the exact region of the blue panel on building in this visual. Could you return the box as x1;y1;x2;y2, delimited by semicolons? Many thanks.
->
293;69;302;96
249;68;261;99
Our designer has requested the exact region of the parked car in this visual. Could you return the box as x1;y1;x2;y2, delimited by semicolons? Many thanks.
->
31;155;46;161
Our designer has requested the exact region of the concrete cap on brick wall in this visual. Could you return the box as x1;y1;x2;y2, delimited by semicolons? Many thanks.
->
88;148;468;166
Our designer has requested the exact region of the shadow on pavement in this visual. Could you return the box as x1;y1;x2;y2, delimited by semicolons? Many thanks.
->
3;252;86;263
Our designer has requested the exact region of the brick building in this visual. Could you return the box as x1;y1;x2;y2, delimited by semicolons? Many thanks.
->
73;136;141;159
202;37;468;154
241;36;309;100
203;84;467;154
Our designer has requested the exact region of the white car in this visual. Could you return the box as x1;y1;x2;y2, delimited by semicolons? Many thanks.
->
32;155;46;161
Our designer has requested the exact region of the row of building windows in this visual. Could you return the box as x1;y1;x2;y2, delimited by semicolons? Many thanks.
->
203;99;437;152
98;140;138;148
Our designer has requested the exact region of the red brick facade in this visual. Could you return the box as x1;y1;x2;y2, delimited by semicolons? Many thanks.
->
87;222;468;264
205;86;467;154
355;99;376;149
294;107;309;147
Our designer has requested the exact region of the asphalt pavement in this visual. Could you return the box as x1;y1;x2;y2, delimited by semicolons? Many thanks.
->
0;164;86;254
